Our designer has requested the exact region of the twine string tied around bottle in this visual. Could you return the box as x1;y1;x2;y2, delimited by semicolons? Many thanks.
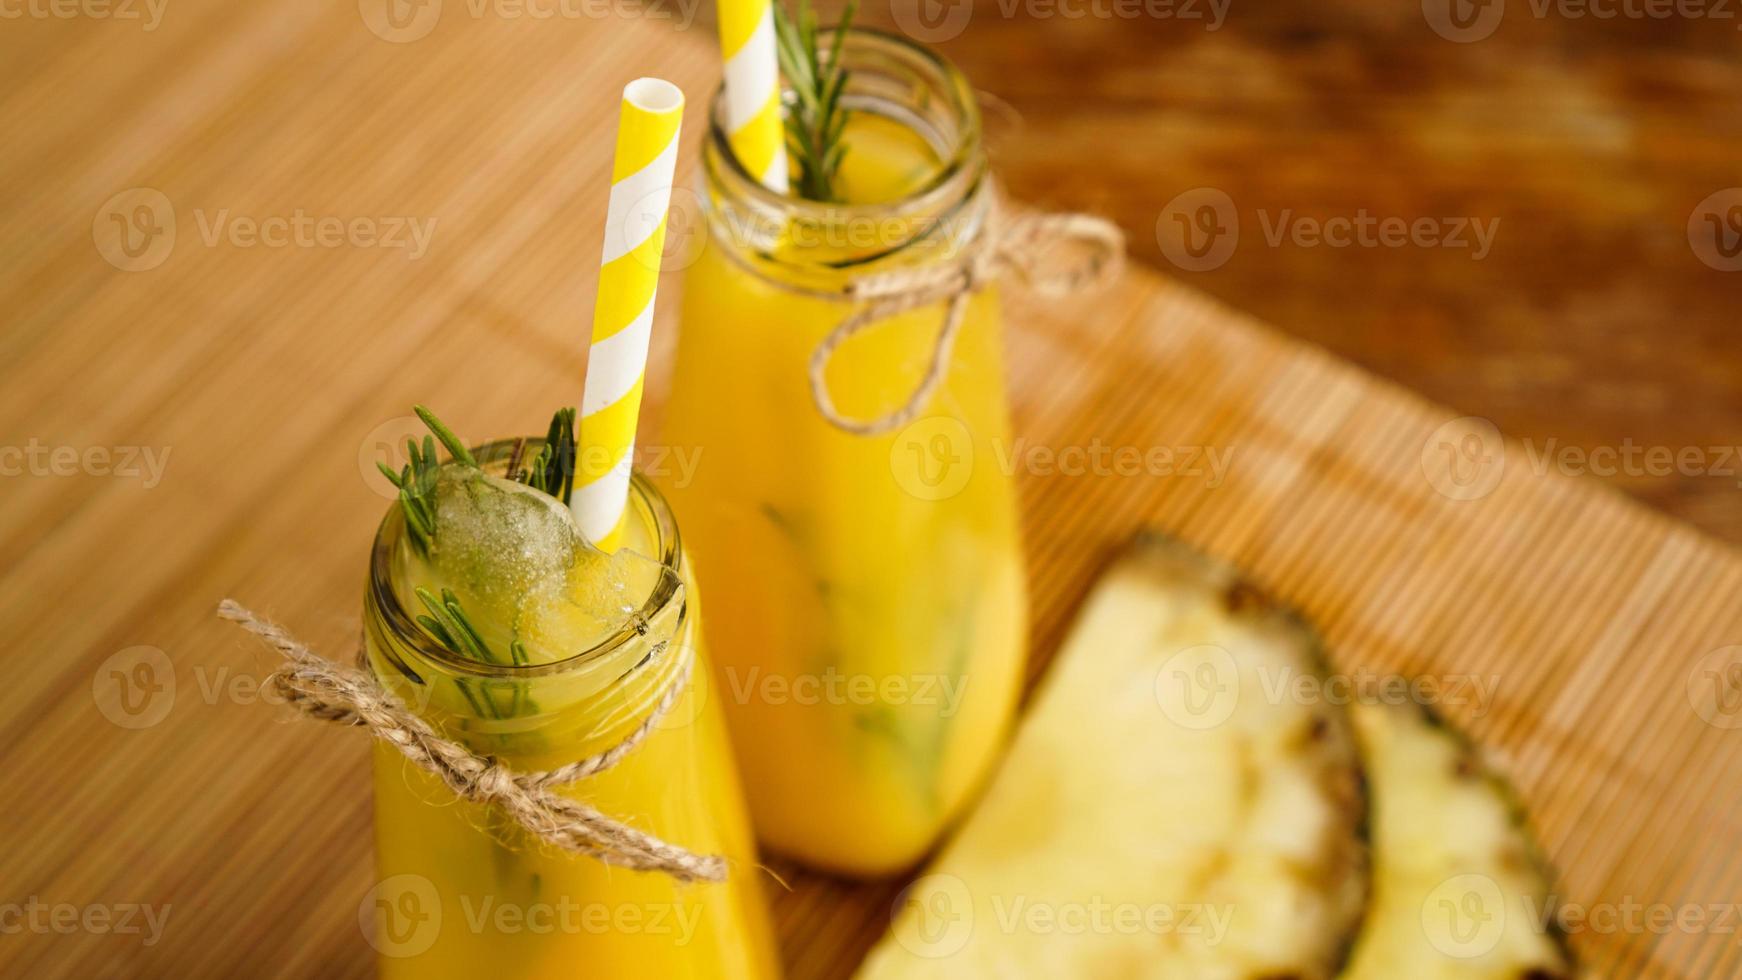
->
216;600;726;884
808;203;1126;437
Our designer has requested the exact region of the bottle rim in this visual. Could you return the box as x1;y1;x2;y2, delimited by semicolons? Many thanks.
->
365;438;685;680
701;26;989;276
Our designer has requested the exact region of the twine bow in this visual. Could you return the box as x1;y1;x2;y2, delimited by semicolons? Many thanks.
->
808;203;1126;436
217;600;726;884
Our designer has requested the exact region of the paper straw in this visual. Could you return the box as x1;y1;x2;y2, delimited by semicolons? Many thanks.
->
572;77;684;550
717;0;787;192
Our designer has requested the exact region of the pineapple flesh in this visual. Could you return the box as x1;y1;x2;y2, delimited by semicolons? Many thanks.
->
1340;701;1573;979
857;534;1368;980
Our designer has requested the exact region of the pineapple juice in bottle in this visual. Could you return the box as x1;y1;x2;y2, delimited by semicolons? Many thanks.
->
365;440;778;978
660;30;1027;876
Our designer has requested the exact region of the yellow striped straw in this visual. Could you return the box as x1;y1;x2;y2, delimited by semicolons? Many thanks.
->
572;78;685;550
717;0;787;192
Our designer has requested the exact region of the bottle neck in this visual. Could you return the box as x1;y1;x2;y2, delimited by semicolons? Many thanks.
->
700;27;990;295
363;447;692;769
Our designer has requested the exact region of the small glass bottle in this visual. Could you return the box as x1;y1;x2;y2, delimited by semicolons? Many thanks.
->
363;440;778;978
659;29;1027;876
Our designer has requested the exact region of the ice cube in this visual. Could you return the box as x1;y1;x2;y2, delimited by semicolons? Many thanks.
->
392;465;672;665
429;466;579;606
514;539;672;665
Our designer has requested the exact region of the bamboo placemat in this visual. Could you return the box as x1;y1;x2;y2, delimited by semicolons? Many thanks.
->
3;3;1738;978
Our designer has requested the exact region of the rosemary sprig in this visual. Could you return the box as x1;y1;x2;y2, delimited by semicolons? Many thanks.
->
414;586;527;666
377;435;441;556
775;0;858;202
415;586;532;718
512;407;577;505
376;405;476;556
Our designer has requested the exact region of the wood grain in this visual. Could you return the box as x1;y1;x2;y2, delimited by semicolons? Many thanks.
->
1;4;1738;979
859;0;1742;545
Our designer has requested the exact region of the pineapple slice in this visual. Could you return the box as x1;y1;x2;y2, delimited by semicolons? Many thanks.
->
1341;701;1574;979
857;534;1368;980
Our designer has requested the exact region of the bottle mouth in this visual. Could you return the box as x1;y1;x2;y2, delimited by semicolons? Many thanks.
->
702;26;989;275
366;438;685;680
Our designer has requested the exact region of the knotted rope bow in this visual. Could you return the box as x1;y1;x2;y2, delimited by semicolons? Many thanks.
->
218;600;726;884
808;203;1126;436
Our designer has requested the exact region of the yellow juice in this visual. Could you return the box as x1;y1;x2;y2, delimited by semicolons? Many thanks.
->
660;35;1027;876
365;456;778;978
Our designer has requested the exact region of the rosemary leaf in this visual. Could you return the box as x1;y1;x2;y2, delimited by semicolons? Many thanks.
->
775;0;859;202
440;589;498;665
414;404;476;468
455;680;492;720
416;614;457;650
515;406;578;505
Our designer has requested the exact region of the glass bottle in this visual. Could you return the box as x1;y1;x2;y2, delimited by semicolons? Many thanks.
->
364;440;778;978
659;29;1027;876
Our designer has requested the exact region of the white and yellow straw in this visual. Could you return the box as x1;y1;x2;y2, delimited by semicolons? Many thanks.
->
717;0;787;192
572;78;685;550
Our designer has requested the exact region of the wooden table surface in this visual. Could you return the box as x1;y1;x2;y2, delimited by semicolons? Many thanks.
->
4;2;1741;979
873;0;1742;543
